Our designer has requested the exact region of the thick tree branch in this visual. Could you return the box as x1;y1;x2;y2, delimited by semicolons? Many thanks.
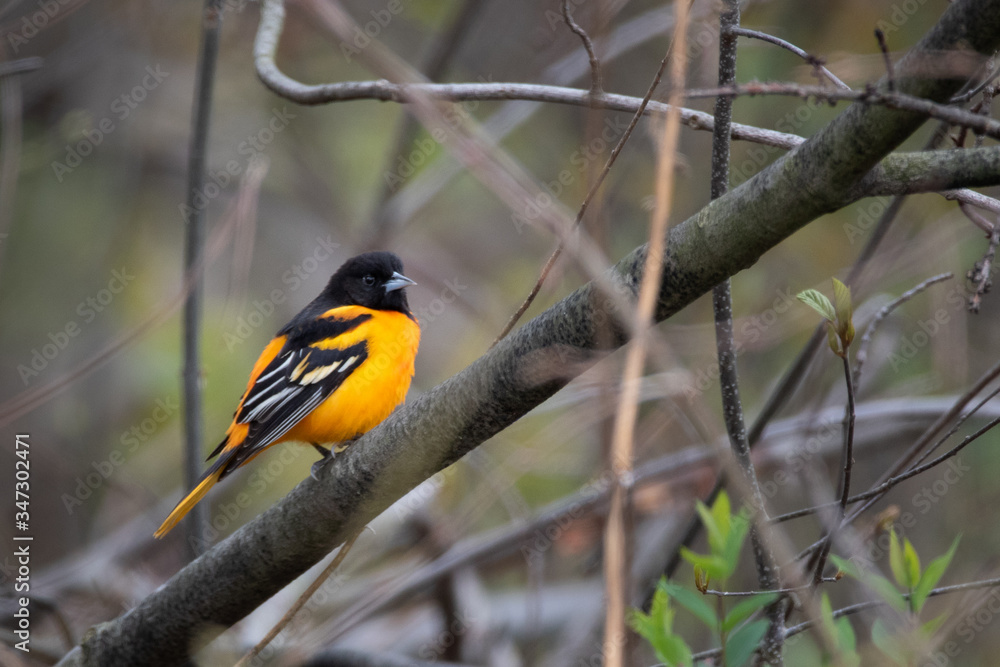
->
61;1;1000;664
860;145;1000;197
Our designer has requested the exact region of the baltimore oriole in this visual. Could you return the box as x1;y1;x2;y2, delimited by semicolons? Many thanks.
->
154;251;419;538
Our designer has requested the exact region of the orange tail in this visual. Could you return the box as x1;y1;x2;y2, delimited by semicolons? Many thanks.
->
154;466;224;539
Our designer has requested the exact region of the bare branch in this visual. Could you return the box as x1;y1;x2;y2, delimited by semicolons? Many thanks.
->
181;0;224;558
561;0;602;93
853;273;954;386
731;27;849;90
492;2;687;345
685;81;1000;140
874;28;896;91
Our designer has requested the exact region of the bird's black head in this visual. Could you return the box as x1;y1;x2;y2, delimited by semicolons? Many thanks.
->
322;251;416;315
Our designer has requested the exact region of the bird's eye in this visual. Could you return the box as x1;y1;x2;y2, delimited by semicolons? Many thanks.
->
362;275;376;286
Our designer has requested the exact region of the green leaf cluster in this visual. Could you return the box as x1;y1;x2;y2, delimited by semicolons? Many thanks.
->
629;492;778;667
797;278;855;357
679;491;751;587
831;531;960;665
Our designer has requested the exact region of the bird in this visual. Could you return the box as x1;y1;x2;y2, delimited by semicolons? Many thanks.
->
154;251;420;538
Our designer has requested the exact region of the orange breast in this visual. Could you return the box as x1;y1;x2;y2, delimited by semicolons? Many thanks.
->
283;307;420;445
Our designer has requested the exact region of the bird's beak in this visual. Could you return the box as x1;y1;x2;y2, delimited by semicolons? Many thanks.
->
384;271;417;293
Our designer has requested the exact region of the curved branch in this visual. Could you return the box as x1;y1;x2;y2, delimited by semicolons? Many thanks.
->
252;0;800;149
62;0;1000;664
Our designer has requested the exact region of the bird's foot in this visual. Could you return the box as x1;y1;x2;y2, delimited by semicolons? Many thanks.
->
310;443;334;480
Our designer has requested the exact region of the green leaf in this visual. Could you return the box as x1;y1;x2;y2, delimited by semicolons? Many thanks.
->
920;612;948;639
819;592;836;631
871;619;908;666
656;635;694;667
903;537;922;590
831;554;908;613
628;581;693;667
679;549;731;583
664;581;718;629
912;535;960;613
888;530;907;588
695;500;725;555
798;288;837;322
866;571;909;614
832;278;853;345
711;490;733;539
830;555;859;579
836;616;858;655
725;619;770;667
720;513;751;581
723;593;779;633
819;593;859;663
826;322;842;356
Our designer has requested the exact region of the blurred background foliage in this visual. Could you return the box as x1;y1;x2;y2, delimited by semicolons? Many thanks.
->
3;0;1000;663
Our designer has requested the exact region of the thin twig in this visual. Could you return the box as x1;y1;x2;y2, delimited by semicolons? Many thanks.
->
967;226;999;313
958;200;997;234
490;7;685;346
0;56;42;78
810;354;856;583
682;82;1000;140
602;3;689;663
692;576;1000;662
235;529;364;667
704;578;838;597
786;576;1000;638
853;273;953;387
182;0;224;558
975;85;994;148
561;0;602;93
363;0;487;248
948;189;1000;216
772;413;1000;524
794;357;1000;563
731;27;849;90
949;54;999;102
913;381;1000;468
874;28;896;91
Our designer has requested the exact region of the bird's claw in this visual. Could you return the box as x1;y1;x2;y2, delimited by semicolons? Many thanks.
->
310;444;334;480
